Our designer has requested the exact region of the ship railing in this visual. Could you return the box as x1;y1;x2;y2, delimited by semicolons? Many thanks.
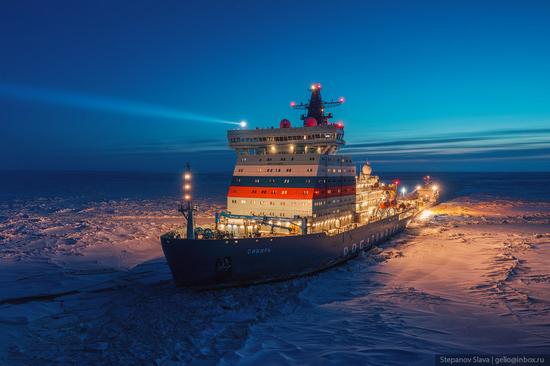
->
325;223;359;236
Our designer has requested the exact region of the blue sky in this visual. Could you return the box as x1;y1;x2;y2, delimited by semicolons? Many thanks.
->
1;0;549;172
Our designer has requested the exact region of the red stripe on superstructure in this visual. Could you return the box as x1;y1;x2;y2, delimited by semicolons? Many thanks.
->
227;185;356;199
228;186;314;199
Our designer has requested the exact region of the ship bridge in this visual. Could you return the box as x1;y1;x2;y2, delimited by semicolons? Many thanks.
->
228;124;345;156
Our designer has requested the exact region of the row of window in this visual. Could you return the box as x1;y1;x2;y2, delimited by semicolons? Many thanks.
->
231;187;355;196
229;197;355;207
239;156;352;163
230;199;308;207
230;133;341;143
235;167;354;174
313;196;355;206
236;167;316;173
245;189;310;195
232;177;355;184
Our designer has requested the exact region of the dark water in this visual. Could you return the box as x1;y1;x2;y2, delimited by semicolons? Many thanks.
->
0;170;230;203
1;170;548;203
378;171;550;202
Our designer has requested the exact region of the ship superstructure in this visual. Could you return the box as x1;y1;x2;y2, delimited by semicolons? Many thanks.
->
222;83;400;236
160;84;439;288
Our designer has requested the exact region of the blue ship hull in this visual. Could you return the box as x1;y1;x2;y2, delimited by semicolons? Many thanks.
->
161;211;414;289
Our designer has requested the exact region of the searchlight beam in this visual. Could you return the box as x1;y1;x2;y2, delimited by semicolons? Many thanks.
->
0;83;240;125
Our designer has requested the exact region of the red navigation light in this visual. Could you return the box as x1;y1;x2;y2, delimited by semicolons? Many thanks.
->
290;101;296;107
394;179;400;185
339;96;345;103
336;121;344;128
317;83;322;89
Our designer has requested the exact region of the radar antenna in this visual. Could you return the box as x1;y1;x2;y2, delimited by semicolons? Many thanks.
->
290;83;345;125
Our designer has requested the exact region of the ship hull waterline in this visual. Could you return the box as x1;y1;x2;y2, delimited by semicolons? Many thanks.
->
161;211;415;289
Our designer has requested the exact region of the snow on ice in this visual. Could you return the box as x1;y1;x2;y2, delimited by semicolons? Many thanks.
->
1;182;549;365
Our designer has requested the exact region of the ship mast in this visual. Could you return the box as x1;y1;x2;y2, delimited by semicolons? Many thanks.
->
178;163;195;239
291;83;345;125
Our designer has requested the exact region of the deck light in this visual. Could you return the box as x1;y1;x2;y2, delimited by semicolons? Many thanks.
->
184;173;191;180
416;185;421;190
240;120;247;128
401;187;407;197
419;209;433;220
432;185;438;191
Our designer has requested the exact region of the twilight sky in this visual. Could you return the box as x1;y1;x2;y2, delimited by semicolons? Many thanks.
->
1;0;549;172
